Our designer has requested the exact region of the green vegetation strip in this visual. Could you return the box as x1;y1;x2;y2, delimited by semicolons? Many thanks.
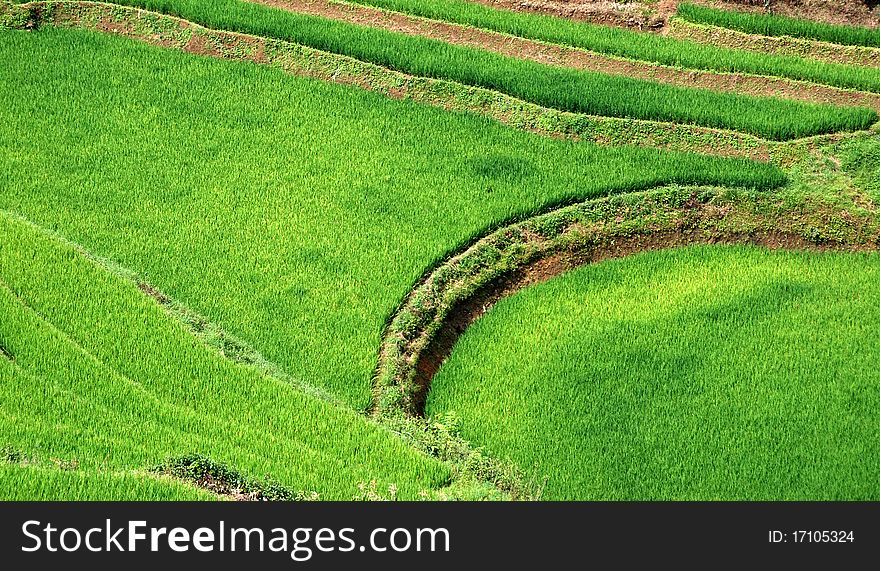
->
0;211;450;500
666;17;880;71
0;27;785;411
428;246;880;500
339;0;880;93
1;0;794;159
6;1;875;140
678;2;880;49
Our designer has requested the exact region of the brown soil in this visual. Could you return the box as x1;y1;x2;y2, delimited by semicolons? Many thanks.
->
183;31;217;57
404;225;870;415
137;281;170;305
94;18;130;35
91;10;186;49
656;0;682;22
254;0;880;111
692;0;880;29
467;0;662;29
667;17;880;69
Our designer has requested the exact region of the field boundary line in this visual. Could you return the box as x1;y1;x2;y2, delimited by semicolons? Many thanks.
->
372;186;880;418
0;209;343;407
667;17;880;70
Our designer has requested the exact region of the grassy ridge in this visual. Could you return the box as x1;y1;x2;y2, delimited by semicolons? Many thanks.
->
0;211;449;500
0;464;219;501
0;28;785;409
341;0;880;94
428;246;880;500
678;2;880;49
17;0;876;140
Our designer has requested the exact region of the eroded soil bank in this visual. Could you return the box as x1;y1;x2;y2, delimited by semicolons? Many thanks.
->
373;188;880;417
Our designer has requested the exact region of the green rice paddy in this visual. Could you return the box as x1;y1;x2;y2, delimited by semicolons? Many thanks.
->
1;1;877;501
428;246;880;500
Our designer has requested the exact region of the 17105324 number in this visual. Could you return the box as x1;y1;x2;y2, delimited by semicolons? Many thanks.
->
792;530;855;543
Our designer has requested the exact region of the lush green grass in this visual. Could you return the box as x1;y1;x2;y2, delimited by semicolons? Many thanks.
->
678;2;880;49
0;211;450;500
19;0;876;139
340;0;880;93
428;246;880;500
0;28;785;411
0;464;219;501
838;134;880;201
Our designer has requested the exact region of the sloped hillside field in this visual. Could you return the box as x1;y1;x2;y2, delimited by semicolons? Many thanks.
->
678;2;880;48
428;246;880;500
0;28;781;410
1;0;879;501
0;212;450;500
9;0;880;138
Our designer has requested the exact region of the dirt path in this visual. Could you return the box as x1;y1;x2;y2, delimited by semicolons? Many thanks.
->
254;0;880;112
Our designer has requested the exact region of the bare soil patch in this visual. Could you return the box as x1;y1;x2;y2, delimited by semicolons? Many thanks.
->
137;282;171;305
691;0;880;29
468;0;661;29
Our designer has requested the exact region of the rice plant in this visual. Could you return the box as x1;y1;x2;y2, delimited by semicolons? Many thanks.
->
0;28;785;410
428;246;880;500
16;0;875;140
0;212;450;500
337;0;880;92
678;2;880;49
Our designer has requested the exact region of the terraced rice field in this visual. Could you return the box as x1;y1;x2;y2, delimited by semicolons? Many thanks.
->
1;0;878;500
12;0;877;139
0;211;449;500
0;27;783;409
678;3;880;48
305;0;880;92
427;246;880;500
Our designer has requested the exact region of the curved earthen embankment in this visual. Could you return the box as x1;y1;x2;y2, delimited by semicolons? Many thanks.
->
372;187;880;417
